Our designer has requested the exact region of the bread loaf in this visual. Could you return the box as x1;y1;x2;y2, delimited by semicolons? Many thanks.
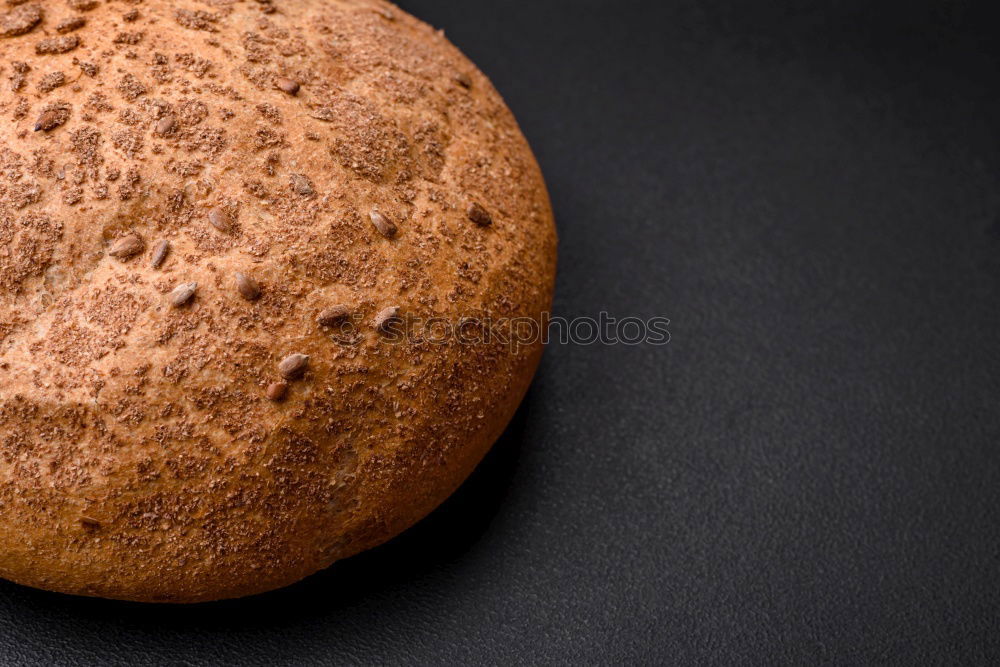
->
0;0;556;602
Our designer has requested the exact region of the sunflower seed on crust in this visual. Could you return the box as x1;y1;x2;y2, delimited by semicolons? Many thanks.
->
374;306;400;332
266;381;288;401
108;234;143;260
208;207;232;233
170;282;197;307
278;353;309;380
369;209;397;238
150;239;170;268
235;272;261;301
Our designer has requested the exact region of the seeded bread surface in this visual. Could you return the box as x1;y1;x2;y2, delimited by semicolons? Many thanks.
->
0;0;556;602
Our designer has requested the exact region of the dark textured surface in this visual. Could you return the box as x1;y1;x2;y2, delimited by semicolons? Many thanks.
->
3;0;1000;664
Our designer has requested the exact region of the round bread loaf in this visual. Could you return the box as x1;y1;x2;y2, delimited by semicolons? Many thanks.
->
0;0;556;602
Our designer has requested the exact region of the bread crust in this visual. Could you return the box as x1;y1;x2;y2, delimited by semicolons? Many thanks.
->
0;0;556;602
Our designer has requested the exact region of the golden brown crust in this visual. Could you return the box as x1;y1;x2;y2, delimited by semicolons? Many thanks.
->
0;0;556;602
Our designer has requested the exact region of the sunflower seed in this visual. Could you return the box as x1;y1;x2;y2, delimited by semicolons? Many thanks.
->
208;206;232;233
374;306;400;332
275;77;300;95
266;381;288;402
278;353;309;380
150;239;170;268
467;202;493;227
155;115;176;136
369;209;397;238
33;109;64;132
317;305;350;327
235;272;261;301
108;234;143;260
80;516;101;530
170;282;197;307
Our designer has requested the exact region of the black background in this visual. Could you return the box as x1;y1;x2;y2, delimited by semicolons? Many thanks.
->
3;0;1000;664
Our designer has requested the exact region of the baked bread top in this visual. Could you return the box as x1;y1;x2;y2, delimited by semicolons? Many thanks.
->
0;0;556;602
